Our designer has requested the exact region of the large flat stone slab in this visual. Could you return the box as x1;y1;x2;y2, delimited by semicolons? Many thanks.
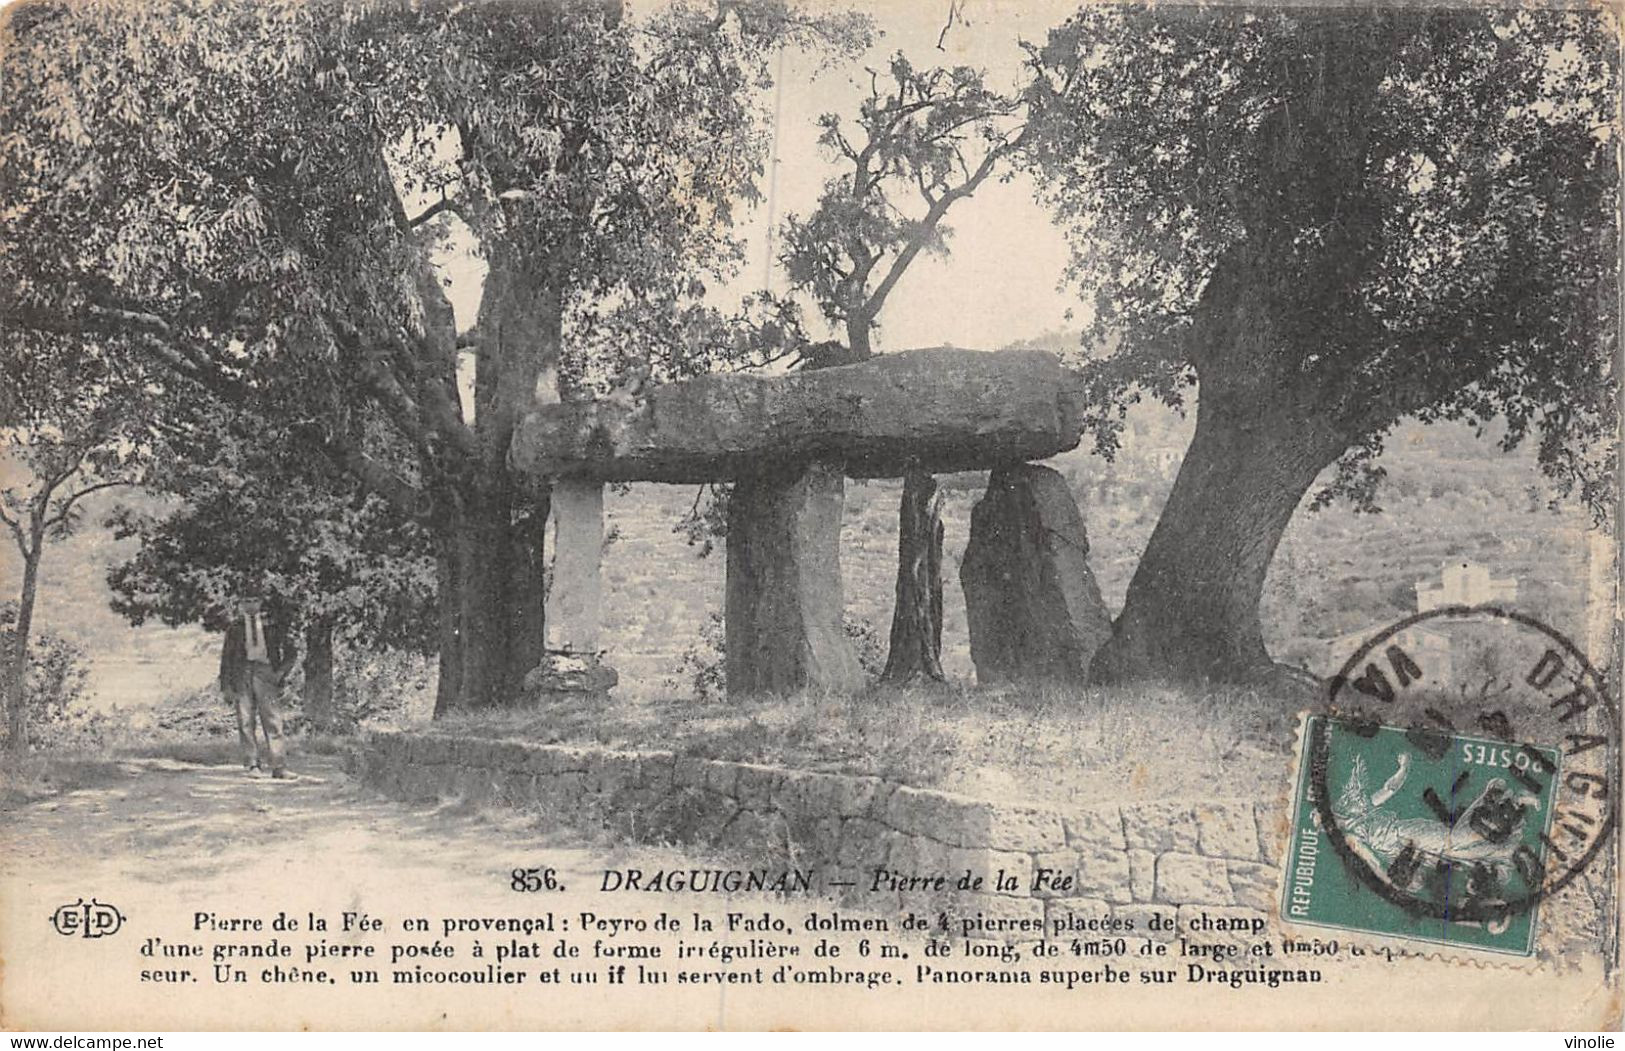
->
510;348;1087;482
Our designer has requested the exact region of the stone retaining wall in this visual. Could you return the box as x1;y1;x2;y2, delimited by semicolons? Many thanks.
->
355;732;1284;934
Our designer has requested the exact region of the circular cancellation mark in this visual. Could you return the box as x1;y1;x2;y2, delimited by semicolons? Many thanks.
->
1309;605;1618;926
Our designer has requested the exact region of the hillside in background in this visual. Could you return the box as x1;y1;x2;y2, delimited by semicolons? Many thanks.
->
596;401;1608;697
0;490;218;712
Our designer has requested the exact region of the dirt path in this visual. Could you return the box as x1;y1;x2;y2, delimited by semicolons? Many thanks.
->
3;751;879;1030
4;752;631;894
3;751;1615;1031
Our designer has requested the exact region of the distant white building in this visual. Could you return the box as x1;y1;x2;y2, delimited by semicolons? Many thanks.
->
1415;561;1517;612
1320;561;1518;682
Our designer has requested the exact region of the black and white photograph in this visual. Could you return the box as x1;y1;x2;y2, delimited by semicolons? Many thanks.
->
0;0;1619;1033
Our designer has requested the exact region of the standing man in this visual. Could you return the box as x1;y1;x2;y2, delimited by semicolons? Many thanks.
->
220;594;296;778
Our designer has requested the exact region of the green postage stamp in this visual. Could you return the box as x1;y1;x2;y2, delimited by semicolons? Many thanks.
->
1280;606;1618;959
1282;715;1560;956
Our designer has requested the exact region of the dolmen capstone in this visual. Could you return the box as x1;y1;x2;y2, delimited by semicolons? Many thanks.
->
510;348;1107;697
510;348;1088;482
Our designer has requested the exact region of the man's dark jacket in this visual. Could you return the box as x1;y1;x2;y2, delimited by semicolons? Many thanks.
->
219;614;296;695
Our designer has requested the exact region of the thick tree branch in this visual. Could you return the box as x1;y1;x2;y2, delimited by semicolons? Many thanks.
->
320;431;426;521
407;196;465;228
325;315;467;475
6;299;257;407
0;506;27;561
34;437;96;501
43;479;132;532
863;142;1006;322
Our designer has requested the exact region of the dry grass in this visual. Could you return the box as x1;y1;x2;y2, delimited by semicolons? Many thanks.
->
0;753;130;809
438;680;1302;807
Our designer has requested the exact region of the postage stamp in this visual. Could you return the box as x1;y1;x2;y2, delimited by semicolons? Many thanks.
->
1283;714;1561;955
1281;606;1619;958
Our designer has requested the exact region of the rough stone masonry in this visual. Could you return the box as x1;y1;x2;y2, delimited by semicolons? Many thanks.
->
355;732;1284;939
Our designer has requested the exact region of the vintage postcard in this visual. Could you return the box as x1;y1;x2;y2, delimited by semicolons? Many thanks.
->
0;0;1619;1033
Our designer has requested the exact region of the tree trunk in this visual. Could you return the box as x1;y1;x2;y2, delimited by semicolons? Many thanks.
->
301;616;335;732
430;482;549;715
509;486;549;682
433;542;464;719
1091;395;1345;685
453;492;513;709
432;479;551;713
5;539;43;753
880;470;945;684
428;250;557;716
845;317;873;359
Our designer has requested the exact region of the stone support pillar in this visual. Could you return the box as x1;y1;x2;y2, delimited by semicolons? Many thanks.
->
525;478;616;701
959;463;1113;686
545;478;604;654
725;462;864;696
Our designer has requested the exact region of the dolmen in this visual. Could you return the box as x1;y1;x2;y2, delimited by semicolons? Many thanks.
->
511;348;1112;698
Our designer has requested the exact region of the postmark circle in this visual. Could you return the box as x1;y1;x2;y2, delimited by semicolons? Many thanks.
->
1310;605;1618;926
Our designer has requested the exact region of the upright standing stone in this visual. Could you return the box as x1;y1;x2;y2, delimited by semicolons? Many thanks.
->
546;478;604;654
526;478;617;701
880;471;946;684
959;463;1113;685
725;462;865;695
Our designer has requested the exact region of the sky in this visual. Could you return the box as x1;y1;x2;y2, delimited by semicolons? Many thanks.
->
439;0;1087;354
720;0;1083;351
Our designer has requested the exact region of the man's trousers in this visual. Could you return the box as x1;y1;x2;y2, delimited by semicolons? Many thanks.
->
231;662;287;777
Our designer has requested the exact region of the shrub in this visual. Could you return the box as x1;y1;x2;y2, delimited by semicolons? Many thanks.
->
670;611;727;702
0;602;95;750
842;612;886;677
151;685;237;739
334;646;437;729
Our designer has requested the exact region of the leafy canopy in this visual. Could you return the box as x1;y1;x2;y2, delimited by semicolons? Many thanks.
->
0;0;870;518
1025;6;1619;515
106;410;437;649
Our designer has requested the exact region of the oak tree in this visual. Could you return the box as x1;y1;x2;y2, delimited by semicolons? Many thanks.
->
0;0;866;712
1025;6;1618;684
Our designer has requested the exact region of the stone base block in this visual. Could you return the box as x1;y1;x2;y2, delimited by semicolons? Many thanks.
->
523;651;618;701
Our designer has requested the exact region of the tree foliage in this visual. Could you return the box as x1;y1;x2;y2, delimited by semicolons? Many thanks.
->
779;52;1021;356
0;0;868;710
1021;6;1618;685
105;411;437;652
1026;5;1619;517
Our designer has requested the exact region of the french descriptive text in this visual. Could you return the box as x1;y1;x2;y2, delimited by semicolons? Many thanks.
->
139;905;1331;993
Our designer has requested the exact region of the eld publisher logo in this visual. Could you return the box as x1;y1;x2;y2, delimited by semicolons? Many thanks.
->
49;899;124;939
